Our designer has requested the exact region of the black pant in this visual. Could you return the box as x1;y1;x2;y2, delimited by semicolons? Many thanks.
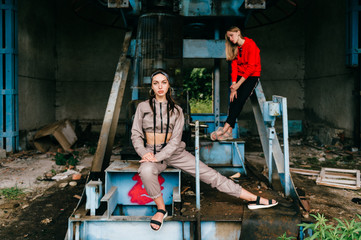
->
225;76;259;128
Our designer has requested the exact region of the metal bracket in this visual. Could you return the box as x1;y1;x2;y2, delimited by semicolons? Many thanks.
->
108;0;129;8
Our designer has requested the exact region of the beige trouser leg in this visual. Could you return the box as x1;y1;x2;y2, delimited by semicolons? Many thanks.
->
168;149;243;198
138;144;242;199
138;161;168;199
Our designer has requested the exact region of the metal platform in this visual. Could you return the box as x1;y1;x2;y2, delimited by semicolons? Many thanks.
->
67;162;301;240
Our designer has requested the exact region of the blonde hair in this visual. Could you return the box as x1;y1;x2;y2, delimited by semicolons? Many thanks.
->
225;26;244;61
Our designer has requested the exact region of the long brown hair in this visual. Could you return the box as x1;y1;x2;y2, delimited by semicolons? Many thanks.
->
148;69;178;114
225;26;244;61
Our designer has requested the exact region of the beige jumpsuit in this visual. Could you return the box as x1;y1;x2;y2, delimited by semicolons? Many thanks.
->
131;99;243;199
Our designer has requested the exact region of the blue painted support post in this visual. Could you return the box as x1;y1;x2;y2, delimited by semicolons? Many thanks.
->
232;141;247;175
214;60;220;129
267;127;275;184
195;121;200;210
131;28;142;100
281;98;290;196
0;0;19;152
346;0;360;66
195;120;201;240
274;96;290;196
213;23;221;130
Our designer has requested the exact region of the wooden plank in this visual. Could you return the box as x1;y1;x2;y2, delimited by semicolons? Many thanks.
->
316;167;360;190
91;31;132;172
316;180;360;190
319;178;356;185
320;168;359;179
290;168;319;176
102;59;131;171
323;167;359;173
322;174;356;180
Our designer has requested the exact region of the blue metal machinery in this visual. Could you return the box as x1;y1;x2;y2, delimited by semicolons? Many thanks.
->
0;0;19;152
66;1;304;239
251;83;292;196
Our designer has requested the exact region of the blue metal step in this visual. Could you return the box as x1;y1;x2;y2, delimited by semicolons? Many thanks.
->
199;140;246;175
85;160;181;217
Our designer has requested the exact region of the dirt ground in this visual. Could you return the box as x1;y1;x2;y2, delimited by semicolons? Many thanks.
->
245;136;361;225
0;136;360;239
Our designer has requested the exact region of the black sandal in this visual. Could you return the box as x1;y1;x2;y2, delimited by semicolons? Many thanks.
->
248;196;278;210
150;209;168;231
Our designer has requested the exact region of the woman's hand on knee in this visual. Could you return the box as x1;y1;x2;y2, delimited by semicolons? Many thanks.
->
141;152;154;161
140;152;158;163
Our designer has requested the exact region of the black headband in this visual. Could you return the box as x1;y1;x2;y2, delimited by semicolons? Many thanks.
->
151;70;169;80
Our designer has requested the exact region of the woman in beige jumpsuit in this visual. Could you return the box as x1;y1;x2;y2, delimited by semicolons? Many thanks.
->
131;69;278;231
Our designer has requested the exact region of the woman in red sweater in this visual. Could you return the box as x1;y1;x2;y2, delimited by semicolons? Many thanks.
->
211;26;261;141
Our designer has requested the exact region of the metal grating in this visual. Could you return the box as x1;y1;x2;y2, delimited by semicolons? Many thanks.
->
138;13;183;87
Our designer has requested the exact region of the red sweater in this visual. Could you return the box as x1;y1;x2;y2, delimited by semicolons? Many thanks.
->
230;37;261;83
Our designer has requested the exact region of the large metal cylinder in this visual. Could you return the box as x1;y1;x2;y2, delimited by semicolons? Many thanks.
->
137;13;183;87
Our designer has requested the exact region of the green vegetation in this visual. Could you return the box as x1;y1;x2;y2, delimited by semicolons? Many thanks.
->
277;233;296;240
0;186;25;200
54;151;79;167
183;68;213;114
189;97;212;113
88;146;96;155
280;213;361;240
183;68;212;100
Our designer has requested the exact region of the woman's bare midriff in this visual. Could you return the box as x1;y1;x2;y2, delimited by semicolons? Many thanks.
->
145;132;172;145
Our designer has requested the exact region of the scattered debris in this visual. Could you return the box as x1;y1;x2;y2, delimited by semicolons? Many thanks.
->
316;168;360;190
69;181;77;187
0;203;20;209
260;182;268;189
59;182;68;188
299;196;311;212
52;169;79;181
184;190;196;196
230;172;241;182
73;195;81;200
21;204;29;209
72;173;82;181
40;218;52;225
33;119;77;153
302;212;309;219
290;168;319;176
181;186;190;195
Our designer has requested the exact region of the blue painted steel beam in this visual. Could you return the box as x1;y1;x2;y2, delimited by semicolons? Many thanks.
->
183;40;226;58
0;0;19;152
180;0;246;17
129;39;227;59
67;219;242;240
191;113;239;138
346;0;360;66
195;121;200;210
